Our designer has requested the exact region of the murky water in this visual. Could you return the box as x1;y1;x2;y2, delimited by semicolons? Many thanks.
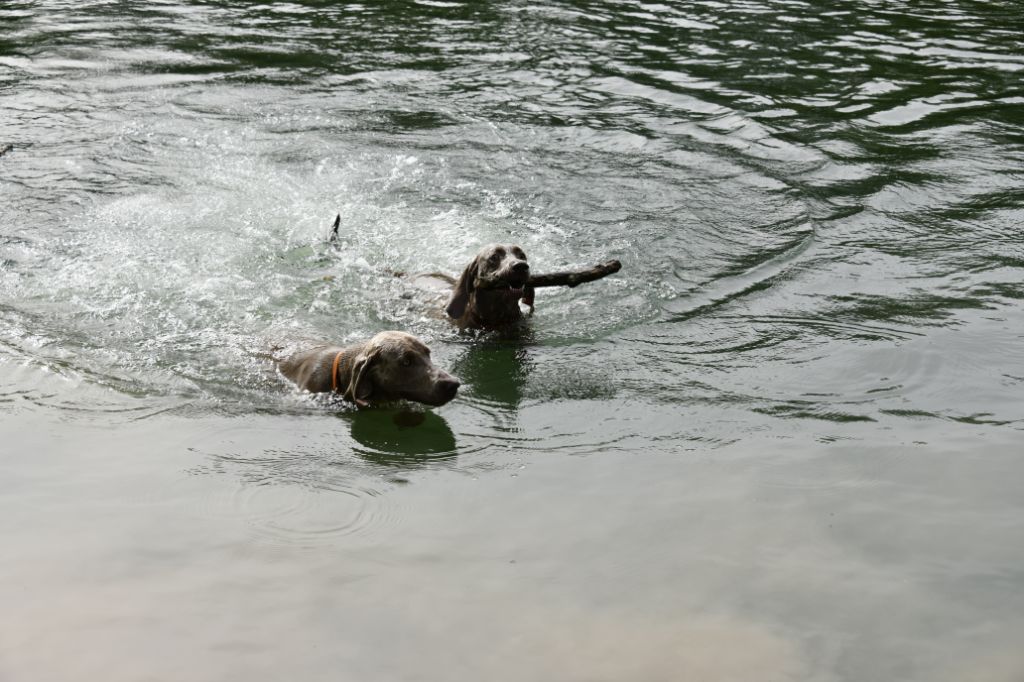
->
2;1;1023;680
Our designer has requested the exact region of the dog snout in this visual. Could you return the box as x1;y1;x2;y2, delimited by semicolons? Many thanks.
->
511;260;529;274
438;376;461;399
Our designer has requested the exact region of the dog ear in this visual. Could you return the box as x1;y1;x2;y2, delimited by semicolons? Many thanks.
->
445;258;479;320
345;348;380;408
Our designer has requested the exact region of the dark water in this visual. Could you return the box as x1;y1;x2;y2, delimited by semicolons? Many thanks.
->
2;1;1023;680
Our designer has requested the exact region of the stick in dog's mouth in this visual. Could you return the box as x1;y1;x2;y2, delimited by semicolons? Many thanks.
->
479;276;529;292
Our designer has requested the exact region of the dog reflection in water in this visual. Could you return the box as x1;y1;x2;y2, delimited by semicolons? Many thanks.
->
347;408;459;467
278;331;460;408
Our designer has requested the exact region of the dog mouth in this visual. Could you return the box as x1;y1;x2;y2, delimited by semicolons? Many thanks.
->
504;283;526;299
479;275;529;297
499;273;530;296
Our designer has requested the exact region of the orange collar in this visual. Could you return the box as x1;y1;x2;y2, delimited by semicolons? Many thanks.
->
331;351;345;393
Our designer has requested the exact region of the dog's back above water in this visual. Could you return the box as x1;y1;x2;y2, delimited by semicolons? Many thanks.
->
278;331;460;408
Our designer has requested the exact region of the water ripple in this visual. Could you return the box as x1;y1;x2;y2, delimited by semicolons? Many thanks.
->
2;0;1022;445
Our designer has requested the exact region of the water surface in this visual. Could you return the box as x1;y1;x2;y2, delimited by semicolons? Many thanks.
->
2;1;1023;680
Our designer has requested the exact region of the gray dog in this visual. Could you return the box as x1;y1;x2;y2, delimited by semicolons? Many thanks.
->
278;331;460;407
445;244;535;330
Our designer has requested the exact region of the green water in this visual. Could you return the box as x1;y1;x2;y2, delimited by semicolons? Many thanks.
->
2;1;1023;680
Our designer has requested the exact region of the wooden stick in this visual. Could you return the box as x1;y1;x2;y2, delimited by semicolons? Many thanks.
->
527;259;621;288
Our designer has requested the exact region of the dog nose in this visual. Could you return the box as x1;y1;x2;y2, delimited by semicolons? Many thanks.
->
439;377;460;397
512;260;529;273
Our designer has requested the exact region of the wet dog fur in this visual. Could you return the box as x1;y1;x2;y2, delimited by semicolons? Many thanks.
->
278;331;460;407
445;244;535;330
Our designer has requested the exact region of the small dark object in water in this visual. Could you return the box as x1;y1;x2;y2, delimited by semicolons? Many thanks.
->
329;214;341;242
0;144;13;158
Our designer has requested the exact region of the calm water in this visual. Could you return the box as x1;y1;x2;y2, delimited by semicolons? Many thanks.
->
2;1;1023;680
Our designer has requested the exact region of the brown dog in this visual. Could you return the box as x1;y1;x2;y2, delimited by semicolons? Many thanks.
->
445;244;535;330
278;331;460;407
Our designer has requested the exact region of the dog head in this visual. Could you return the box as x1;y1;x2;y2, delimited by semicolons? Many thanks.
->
445;244;534;326
346;331;460;407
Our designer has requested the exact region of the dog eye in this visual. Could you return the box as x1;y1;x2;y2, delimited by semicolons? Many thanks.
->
400;356;413;367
